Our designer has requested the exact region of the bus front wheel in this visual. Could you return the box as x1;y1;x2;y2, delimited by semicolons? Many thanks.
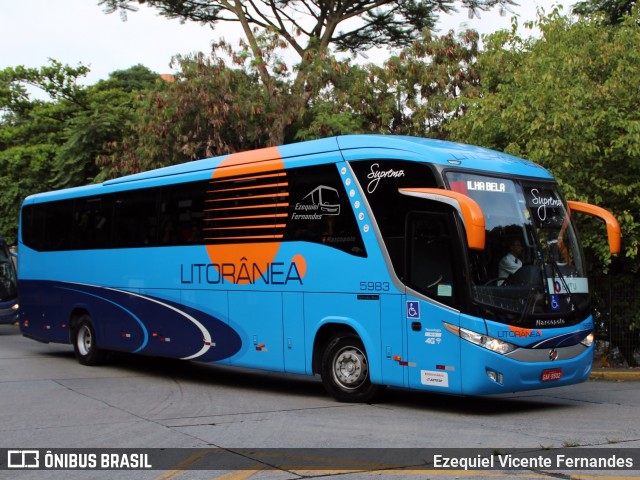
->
321;334;383;403
72;315;107;366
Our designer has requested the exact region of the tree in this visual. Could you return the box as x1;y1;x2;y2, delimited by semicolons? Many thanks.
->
446;10;640;278
0;62;159;243
97;64;161;92
97;36;296;178
96;0;493;176
99;0;515;56
296;28;481;140
58;64;160;186
97;0;516;146
573;0;637;24
98;28;482;177
0;61;90;243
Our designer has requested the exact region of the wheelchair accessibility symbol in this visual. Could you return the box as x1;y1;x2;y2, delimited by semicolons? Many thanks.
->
550;294;560;311
407;301;420;319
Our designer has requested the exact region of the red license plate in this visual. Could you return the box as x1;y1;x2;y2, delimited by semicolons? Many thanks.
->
541;368;563;382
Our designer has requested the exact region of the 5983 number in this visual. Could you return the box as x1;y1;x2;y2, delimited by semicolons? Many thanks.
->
359;281;390;292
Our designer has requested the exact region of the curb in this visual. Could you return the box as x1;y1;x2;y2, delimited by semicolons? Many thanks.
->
590;369;640;381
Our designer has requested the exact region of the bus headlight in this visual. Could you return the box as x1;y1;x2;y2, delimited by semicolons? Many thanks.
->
580;332;594;347
444;323;517;355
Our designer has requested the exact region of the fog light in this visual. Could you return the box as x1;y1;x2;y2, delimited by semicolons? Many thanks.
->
486;369;504;385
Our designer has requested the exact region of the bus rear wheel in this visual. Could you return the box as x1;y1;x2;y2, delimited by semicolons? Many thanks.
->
72;315;107;366
321;334;383;403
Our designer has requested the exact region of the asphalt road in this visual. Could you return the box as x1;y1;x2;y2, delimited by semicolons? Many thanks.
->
1;323;639;479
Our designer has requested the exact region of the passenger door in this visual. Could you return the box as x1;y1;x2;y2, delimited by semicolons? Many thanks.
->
404;211;462;393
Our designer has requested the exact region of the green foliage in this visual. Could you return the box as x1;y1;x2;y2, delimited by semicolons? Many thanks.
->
96;35;300;178
0;144;58;245
573;0;638;25
95;64;161;92
0;60;90;114
0;62;158;243
59;65;160;187
447;9;640;276
96;27;482;178
0;61;91;243
53;90;134;188
95;0;514;149
296;29;482;140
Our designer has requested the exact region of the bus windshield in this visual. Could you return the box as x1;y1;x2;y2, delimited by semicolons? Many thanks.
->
447;172;587;327
0;240;17;304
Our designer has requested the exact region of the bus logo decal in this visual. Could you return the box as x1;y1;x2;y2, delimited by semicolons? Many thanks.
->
63;283;216;360
293;185;341;220
181;256;305;286
527;187;563;222
366;163;405;193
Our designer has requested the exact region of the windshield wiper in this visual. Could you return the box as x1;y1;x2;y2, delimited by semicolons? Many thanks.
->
517;286;538;324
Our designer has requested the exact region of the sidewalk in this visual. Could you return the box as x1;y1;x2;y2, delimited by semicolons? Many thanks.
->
590;354;640;381
590;367;640;381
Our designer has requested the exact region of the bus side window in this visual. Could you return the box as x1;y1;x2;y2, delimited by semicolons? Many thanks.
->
44;200;74;251
349;159;439;279
74;197;112;250
160;182;206;245
286;165;366;257
113;190;160;247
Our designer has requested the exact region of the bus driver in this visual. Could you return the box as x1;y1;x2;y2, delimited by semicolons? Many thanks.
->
498;238;524;282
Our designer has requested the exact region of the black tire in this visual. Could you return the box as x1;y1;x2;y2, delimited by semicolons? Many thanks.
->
72;314;107;366
320;333;383;403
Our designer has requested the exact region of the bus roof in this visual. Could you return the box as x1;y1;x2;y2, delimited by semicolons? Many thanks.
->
336;135;551;178
24;135;552;203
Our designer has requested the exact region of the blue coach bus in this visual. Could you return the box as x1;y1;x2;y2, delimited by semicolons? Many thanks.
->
18;135;620;401
0;236;18;324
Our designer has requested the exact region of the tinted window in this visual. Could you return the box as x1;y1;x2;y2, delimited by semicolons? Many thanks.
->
406;211;459;307
205;164;365;256
22;181;209;252
23;200;75;251
74;196;112;250
22;164;365;256
159;183;206;245
286;165;366;256
113;189;160;247
204;169;289;243
350;160;438;278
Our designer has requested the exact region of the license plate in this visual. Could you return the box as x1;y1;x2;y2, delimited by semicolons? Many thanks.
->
541;368;563;382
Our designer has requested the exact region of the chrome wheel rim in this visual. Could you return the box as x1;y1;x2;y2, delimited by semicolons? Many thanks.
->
332;346;368;390
77;325;92;356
